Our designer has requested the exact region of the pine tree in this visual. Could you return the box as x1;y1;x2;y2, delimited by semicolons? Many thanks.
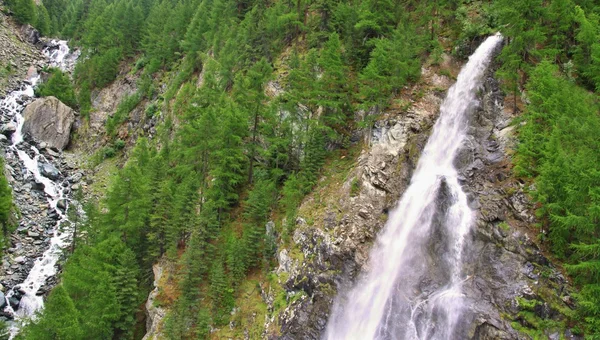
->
23;285;83;340
209;261;234;325
0;158;13;245
11;0;36;24
318;32;351;134
234;57;272;183
35;4;51;36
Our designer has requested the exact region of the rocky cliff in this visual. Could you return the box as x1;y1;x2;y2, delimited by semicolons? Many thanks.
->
260;53;577;339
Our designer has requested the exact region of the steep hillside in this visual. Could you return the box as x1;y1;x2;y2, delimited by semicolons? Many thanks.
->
0;0;599;339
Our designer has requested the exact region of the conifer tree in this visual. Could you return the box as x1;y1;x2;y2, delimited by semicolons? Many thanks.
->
0;158;13;244
11;0;36;24
23;285;82;340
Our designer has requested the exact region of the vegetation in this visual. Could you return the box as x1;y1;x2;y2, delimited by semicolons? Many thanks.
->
6;0;599;338
35;68;77;108
493;0;600;337
0;157;14;248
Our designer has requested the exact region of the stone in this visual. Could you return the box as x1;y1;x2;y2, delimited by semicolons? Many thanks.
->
56;199;67;211
32;180;45;191
22;97;76;151
14;256;25;264
0;134;8;143
48;210;59;220
19;24;40;45
0;291;5;308
8;297;19;309
68;172;83;183
0;123;16;137
27;231;40;239
38;162;60;180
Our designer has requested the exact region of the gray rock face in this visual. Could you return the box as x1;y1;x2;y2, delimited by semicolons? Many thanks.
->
142;260;167;340
22;97;75;151
18;25;40;46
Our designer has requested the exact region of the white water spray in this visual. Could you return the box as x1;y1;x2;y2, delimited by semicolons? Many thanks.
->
324;34;503;340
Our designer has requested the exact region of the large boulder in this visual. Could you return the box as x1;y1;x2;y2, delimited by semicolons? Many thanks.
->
22;97;75;151
19;24;40;45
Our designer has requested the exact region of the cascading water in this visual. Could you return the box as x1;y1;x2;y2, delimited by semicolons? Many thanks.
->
0;40;78;335
324;34;503;340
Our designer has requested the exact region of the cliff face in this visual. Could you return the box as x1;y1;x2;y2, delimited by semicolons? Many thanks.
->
265;53;576;339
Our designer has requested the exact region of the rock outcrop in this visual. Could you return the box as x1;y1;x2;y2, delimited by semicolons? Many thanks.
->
267;53;576;339
22;96;75;151
142;260;167;340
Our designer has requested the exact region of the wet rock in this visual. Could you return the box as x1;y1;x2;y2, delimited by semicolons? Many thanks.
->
0;291;5;308
56;199;67;211
13;257;25;264
48;210;59;220
8;296;19;308
38;162;60;180
0;123;16;137
22;97;76;151
32;180;45;191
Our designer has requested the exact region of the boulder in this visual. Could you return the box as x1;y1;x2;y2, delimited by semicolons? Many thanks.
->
38;162;60;180
56;199;67;211
22;97;75;151
0;123;16;137
19;24;40;45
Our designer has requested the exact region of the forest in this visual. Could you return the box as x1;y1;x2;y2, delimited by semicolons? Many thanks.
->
0;0;599;338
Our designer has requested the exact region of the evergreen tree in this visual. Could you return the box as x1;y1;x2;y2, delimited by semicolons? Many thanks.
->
11;0;36;24
35;4;51;36
0;157;13;245
23;285;82;340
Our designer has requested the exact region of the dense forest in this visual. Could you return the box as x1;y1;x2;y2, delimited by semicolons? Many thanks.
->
1;0;599;338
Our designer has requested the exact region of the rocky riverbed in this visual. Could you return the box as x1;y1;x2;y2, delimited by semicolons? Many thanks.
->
0;34;82;323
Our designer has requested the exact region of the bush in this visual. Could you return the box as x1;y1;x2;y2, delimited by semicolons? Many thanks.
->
103;147;116;158
114;139;126;150
35;68;77;108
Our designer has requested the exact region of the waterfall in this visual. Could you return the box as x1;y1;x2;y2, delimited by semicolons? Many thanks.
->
324;34;503;340
0;40;79;336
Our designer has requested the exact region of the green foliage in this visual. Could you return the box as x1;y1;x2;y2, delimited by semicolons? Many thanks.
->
106;93;141;137
515;60;600;336
35;4;51;36
23;285;82;340
28;0;479;336
35;68;77;108
0;157;13;248
359;24;422;111
9;0;36;24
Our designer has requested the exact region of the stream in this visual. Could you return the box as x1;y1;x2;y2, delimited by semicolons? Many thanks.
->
0;40;79;336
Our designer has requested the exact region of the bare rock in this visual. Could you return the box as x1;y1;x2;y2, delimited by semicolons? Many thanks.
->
22;97;75;151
